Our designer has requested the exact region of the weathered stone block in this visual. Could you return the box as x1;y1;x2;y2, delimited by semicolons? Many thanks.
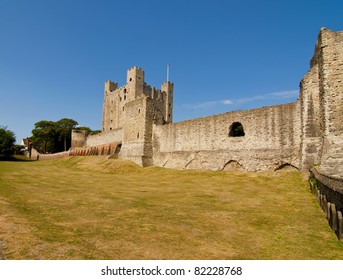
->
330;203;338;231
327;202;331;220
337;211;343;241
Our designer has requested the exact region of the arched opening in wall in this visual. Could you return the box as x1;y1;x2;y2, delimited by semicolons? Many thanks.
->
114;144;122;154
110;127;112;130
228;122;245;137
274;163;299;171
222;160;244;171
109;143;122;159
137;132;140;139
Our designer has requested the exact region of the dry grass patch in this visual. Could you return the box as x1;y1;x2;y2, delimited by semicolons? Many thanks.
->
0;156;342;259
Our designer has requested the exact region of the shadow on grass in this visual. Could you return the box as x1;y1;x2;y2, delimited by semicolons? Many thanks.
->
0;155;33;162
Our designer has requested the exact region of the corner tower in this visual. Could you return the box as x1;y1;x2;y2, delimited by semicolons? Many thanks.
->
102;80;118;132
161;81;174;123
126;66;144;98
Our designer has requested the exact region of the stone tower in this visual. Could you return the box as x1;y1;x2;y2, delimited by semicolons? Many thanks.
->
101;66;174;166
300;28;343;176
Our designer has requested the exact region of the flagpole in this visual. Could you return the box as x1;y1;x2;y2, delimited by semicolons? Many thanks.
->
167;64;170;82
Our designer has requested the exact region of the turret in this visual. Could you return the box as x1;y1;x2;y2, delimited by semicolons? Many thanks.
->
127;66;144;98
104;80;117;93
161;81;174;123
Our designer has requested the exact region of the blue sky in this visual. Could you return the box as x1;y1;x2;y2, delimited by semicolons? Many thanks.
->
1;0;342;143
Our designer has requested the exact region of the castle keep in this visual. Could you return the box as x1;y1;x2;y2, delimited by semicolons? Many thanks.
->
71;28;343;178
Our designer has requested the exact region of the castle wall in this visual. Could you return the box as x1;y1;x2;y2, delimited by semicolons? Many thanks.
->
70;27;343;176
300;63;323;169
71;130;87;148
315;29;343;177
152;102;301;171
86;128;123;147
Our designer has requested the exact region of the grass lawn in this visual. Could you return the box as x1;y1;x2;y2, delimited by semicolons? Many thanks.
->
0;156;342;259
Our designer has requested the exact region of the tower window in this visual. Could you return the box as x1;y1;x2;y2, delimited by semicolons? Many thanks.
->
124;88;127;94
137;132;139;138
228;122;245;137
124;95;126;100
130;78;132;81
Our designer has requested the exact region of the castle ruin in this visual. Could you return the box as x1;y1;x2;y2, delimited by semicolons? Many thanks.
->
71;28;343;178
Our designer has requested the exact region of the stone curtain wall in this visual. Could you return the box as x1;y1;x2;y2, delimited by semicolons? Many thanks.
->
152;102;301;171
30;148;69;160
86;128;123;147
69;28;343;174
69;142;120;157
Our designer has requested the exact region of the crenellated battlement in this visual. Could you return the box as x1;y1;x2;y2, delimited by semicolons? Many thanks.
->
101;66;174;133
104;80;118;92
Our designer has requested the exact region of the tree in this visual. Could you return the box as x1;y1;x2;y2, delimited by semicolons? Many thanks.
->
76;126;93;136
31;118;79;153
31;120;57;153
76;126;101;136
0;126;16;156
56;118;78;151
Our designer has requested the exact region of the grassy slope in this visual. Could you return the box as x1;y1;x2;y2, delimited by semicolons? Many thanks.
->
0;156;342;260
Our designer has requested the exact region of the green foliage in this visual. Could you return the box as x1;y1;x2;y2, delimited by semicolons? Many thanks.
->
31;118;78;153
90;130;101;135
76;126;92;135
0;126;16;156
75;126;101;136
13;145;25;155
31;120;58;153
309;176;318;193
56;118;78;151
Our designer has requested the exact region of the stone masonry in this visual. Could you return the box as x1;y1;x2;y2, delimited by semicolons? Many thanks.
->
71;28;343;178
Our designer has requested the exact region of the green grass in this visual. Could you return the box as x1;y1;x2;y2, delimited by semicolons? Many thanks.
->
0;155;32;161
0;156;342;260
